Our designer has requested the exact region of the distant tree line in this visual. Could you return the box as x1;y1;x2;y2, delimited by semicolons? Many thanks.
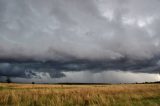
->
6;76;12;83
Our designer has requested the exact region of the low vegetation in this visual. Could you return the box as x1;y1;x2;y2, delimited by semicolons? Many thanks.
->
0;83;159;106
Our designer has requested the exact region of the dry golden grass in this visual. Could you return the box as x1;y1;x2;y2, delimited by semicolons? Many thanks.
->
0;83;160;106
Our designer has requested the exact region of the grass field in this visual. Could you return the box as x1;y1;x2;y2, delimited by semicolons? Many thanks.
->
0;83;159;106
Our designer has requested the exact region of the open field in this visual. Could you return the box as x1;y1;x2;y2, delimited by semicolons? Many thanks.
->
0;83;160;106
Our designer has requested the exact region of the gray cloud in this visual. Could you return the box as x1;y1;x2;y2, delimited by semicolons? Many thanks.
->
0;58;159;79
0;0;160;82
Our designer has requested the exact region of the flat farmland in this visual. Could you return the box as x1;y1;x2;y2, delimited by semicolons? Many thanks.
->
0;83;159;106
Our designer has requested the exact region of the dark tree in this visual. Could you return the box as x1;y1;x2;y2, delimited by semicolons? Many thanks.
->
6;77;12;83
32;82;35;84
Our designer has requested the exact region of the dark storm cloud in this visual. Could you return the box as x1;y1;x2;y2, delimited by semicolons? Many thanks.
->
0;57;160;78
0;0;160;79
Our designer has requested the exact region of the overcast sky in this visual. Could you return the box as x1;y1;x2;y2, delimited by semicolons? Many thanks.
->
0;0;160;83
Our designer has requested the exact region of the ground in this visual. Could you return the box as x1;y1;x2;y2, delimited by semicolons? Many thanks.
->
0;83;160;106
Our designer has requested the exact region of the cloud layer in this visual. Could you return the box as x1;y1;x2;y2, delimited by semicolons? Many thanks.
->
0;0;160;81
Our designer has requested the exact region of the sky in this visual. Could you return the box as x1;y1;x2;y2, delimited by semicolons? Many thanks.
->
0;0;160;83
